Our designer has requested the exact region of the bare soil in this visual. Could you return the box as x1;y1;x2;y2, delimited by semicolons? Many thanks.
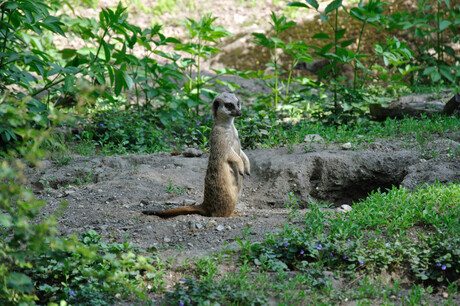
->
29;134;460;258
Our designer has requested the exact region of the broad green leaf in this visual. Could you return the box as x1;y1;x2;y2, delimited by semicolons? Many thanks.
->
306;0;319;10
325;0;342;14
336;29;346;41
430;70;441;82
59;48;77;59
423;66;436;75
439;20;451;31
341;39;354;48
439;65;454;82
312;33;330;40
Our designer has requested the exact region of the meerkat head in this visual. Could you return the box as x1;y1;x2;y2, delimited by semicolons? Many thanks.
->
212;92;242;120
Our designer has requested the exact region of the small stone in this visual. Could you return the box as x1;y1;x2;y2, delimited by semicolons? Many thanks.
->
304;134;324;142
182;148;203;157
442;292;448;298
184;199;196;205
216;225;225;231
206;220;217;228
97;189;103;193
342;142;352;150
196;223;203;229
340;204;352;212
188;243;194;247
64;189;75;195
226;226;232;231
164;237;171;243
115;293;121;299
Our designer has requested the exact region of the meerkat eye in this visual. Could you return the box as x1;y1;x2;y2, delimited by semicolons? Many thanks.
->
225;103;234;110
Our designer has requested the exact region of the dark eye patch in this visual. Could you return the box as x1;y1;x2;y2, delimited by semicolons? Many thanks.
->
225;103;234;110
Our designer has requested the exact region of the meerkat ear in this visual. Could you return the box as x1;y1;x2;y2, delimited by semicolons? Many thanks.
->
213;99;220;112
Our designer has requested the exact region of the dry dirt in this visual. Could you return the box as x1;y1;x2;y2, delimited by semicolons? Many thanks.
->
28;134;460;262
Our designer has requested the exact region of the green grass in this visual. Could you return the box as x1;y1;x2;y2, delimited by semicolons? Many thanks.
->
163;183;460;304
72;105;460;156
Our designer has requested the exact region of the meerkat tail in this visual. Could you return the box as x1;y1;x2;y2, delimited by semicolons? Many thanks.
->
142;205;208;218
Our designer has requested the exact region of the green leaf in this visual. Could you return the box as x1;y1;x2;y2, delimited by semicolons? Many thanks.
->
114;69;123;95
121;71;133;90
312;33;330;40
59;48;77;59
41;16;66;36
306;0;320;10
431;70;441;82
336;29;346;41
439;65;454;82
165;37;181;44
288;2;309;8
102;41;111;62
0;214;12;227
439;20;451;31
341;39;354;48
325;0;342;14
423;66;436;75
6;273;33;293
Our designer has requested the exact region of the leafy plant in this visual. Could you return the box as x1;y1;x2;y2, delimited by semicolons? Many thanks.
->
388;0;460;85
175;13;233;112
243;183;460;285
252;12;312;108
165;180;188;196
165;277;267;305
0;0;70;97
289;0;415;123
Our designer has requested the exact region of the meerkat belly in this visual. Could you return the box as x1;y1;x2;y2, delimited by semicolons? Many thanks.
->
202;161;239;216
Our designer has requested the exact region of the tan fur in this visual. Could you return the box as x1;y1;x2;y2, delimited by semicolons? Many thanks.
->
142;93;250;218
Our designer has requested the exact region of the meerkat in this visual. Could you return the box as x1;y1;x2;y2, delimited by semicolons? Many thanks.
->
142;92;250;218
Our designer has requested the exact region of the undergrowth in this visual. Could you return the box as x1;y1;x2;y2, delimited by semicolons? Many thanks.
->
164;183;460;304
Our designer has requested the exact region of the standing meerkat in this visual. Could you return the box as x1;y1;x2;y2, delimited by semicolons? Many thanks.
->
142;92;250;218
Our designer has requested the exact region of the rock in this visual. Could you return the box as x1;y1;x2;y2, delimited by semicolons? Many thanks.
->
341;142;352;150
370;92;451;120
164;237;171;243
441;93;460;115
184;199;197;205
336;204;352;213
304;134;324;142
182;148;203;157
64;189;76;195
216;225;225;231
206;220;217;228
